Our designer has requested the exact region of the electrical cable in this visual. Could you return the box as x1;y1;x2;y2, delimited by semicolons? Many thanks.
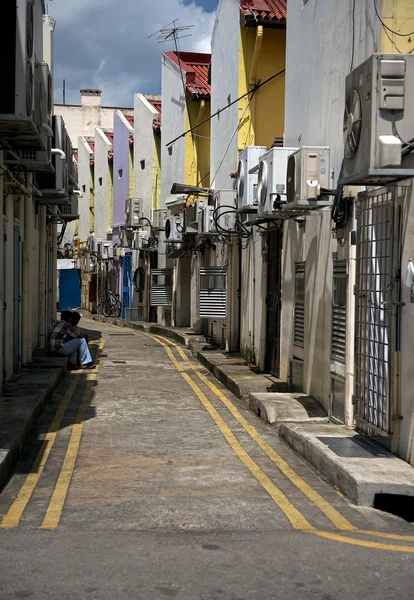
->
166;68;285;147
373;0;414;37
331;160;351;231
209;91;255;190
391;114;414;148
350;0;356;70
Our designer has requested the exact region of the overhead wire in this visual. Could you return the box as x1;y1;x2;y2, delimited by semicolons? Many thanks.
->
373;0;414;37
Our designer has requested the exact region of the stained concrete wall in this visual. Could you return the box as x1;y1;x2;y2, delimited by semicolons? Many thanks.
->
94;129;112;241
134;94;160;221
76;137;93;243
282;0;381;416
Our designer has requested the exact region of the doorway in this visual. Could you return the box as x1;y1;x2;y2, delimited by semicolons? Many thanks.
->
265;227;283;376
13;226;21;372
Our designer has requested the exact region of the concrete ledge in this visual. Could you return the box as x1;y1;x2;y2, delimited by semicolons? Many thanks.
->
197;350;289;404
249;393;328;425
0;362;67;490
279;422;414;506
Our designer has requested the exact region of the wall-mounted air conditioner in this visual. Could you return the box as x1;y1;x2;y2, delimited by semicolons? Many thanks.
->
165;213;184;243
37;61;53;129
0;0;38;136
257;147;298;217
98;242;114;261
87;235;100;254
236;146;267;211
339;53;414;185
285;146;331;210
201;206;214;234
60;195;79;222
213;189;236;232
133;230;150;250
152;209;167;230
185;204;199;235
125;198;142;227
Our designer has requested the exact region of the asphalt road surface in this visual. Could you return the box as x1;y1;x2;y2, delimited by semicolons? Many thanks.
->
0;318;413;599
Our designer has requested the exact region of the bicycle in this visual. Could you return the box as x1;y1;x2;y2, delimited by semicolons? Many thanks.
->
103;291;122;318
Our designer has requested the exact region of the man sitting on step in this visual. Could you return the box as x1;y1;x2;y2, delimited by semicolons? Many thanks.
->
49;310;95;369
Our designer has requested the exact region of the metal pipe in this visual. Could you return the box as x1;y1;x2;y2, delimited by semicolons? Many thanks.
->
38;205;47;348
51;148;66;160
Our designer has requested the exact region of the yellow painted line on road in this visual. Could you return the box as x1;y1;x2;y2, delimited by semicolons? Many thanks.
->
358;530;414;542
41;339;105;530
144;332;314;530
153;336;356;532
1;375;81;529
312;530;414;553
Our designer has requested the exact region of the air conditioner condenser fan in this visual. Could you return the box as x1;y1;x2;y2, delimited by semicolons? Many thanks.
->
343;89;362;159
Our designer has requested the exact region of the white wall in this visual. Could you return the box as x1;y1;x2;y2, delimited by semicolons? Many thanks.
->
161;55;186;209
134;94;159;220
77;137;93;243
94;128;112;241
210;0;240;191
54;103;133;149
282;0;382;413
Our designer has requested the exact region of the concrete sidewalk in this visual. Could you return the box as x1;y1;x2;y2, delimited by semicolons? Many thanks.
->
0;351;67;490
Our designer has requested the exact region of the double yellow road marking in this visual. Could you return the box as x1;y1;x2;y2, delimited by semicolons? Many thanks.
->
1;339;104;530
143;332;414;553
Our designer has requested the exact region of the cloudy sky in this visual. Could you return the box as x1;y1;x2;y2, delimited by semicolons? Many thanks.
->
49;0;218;107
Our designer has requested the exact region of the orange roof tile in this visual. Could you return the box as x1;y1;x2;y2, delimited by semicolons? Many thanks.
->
240;0;286;26
164;52;211;99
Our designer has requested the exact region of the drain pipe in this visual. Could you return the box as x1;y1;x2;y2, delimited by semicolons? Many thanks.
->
38;205;47;348
51;149;66;160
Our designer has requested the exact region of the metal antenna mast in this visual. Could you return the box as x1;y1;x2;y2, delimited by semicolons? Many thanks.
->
149;20;195;131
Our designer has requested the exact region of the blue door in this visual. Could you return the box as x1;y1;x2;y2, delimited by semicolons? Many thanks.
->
2;227;6;383
122;253;132;318
58;269;81;311
13;226;21;372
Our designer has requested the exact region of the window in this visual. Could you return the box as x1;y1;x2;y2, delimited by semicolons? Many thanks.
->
331;260;347;364
294;262;305;348
98;177;102;186
82;184;86;192
118;169;123;179
140;159;146;170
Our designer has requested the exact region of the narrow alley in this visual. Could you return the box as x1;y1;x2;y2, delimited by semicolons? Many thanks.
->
0;318;413;599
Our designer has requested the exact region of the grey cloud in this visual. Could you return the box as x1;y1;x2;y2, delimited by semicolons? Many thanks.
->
50;0;215;106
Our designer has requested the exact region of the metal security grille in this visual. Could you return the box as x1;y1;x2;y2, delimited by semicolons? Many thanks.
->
293;262;305;348
332;260;347;364
355;187;399;433
150;269;172;307
199;267;227;318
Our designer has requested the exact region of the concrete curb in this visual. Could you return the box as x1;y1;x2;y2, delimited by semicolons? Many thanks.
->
248;392;329;425
279;422;414;505
0;362;67;491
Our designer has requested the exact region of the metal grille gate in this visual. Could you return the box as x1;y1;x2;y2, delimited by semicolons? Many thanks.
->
293;262;305;348
150;269;172;307
331;260;347;364
354;187;401;433
199;267;227;319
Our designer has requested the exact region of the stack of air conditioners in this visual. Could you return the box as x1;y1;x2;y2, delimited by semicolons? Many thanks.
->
165;212;184;243
87;235;100;254
200;190;236;235
339;53;414;185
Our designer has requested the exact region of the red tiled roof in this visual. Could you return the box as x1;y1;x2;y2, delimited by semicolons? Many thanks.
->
164;52;211;99
240;0;286;26
149;100;162;132
104;132;114;145
126;116;134;128
87;140;94;152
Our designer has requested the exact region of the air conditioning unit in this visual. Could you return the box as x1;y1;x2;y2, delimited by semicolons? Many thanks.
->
102;243;113;260
285;147;331;209
213;189;236;232
152;209;167;230
165;213;184;243
120;229;131;248
0;0;37;136
236;146;267;211
4;144;53;173
185;205;199;235
87;235;100;253
60;194;79;222
201;206;214;234
339;53;414;185
133;230;150;250
37;61;53;129
257;147;299;217
125;198;142;227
